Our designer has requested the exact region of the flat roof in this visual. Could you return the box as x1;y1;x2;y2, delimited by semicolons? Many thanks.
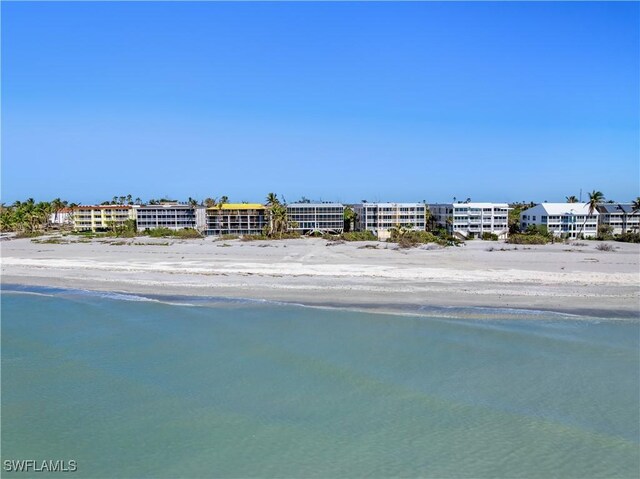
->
208;203;265;211
74;205;133;210
287;203;344;207
359;203;426;207
429;203;509;208
138;204;192;209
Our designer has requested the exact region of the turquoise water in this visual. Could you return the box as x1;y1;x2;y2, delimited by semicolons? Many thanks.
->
2;285;639;478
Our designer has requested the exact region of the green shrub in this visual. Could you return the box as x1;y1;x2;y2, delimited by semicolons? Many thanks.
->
341;231;377;241
272;231;301;239
146;227;174;237
390;230;463;248
174;228;202;239
525;224;551;237
482;232;499;241
615;232;640;243
597;225;614;241
15;231;44;238
507;234;549;245
240;234;267;241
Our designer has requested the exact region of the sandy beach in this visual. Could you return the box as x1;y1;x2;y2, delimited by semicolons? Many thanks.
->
2;235;639;318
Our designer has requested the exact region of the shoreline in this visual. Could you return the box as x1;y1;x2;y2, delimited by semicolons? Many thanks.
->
2;236;639;320
3;281;637;321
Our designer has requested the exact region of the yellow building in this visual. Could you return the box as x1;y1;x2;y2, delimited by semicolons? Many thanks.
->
72;205;137;232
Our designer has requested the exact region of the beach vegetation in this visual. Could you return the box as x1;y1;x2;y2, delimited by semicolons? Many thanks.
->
264;193;296;238
596;225;614;241
105;219;137;238
615;232;640;243
595;243;615;252
218;234;240;240
344;206;356;232
241;232;301;241
507;234;549;245
340;231;378;242
508;225;552;244
481;232;499;241
508;202;531;234
144;227;202;239
1;198;57;233
389;226;462;248
31;237;65;244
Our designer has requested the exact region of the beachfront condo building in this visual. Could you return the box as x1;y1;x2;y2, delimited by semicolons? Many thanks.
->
48;209;73;229
205;204;267;236
520;203;598;239
71;205;137;232
596;204;640;235
286;203;344;235
353;203;427;239
429;203;510;239
136;203;206;232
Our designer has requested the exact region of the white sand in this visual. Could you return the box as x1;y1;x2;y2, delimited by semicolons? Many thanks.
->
2;235;639;318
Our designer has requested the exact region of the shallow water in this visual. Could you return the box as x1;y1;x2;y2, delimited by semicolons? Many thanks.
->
2;285;639;478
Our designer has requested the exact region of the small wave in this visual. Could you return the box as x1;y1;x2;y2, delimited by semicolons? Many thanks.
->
416;305;586;320
1;289;56;298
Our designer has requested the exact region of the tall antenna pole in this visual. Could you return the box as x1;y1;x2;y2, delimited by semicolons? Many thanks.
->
579;189;582;202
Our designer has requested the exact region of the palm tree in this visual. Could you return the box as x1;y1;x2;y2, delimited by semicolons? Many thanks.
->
566;195;578;203
266;192;279;207
344;206;356;232
424;205;433;232
51;198;66;224
204;197;217;208
265;193;280;234
219;196;229;207
579;190;604;238
626;197;640;234
267;203;290;238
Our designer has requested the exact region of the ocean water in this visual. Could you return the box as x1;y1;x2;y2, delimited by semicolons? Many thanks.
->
2;285;639;478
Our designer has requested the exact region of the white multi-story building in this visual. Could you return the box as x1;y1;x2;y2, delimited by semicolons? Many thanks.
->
596;204;640;235
353;203;426;239
48;209;73;228
136;203;206;232
429;203;510;239
520;203;599;239
286;203;344;234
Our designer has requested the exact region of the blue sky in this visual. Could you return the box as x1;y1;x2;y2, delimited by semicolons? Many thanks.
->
2;1;638;204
